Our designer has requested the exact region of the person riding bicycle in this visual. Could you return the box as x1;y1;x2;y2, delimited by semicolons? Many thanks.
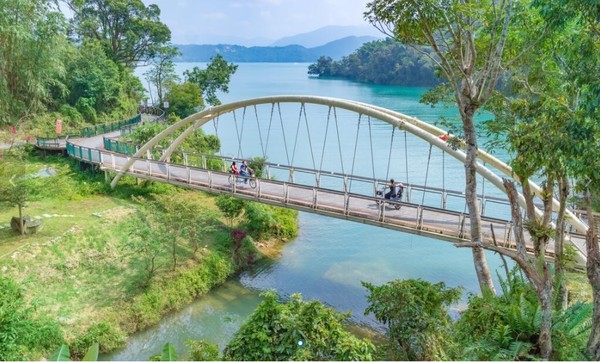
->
230;161;239;174
384;179;396;200
384;179;404;200
239;160;254;184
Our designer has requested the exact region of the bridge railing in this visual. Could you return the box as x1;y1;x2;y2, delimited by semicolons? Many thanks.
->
36;114;142;150
98;138;514;220
65;141;586;262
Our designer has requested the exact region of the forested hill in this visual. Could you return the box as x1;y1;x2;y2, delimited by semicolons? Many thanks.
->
308;38;441;87
175;36;378;62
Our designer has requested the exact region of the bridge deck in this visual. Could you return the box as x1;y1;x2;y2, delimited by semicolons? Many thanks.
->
65;139;588;262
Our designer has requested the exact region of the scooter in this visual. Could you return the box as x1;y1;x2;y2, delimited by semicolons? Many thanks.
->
375;183;403;210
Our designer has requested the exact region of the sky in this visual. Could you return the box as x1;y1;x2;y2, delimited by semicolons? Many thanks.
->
141;0;377;45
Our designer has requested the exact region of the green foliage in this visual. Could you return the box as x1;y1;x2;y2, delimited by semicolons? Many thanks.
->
363;278;461;360
160;342;177;361
0;276;64;360
49;343;99;361
215;194;246;226
223;291;375;361
164;81;203;118
452;270;591;360
184;54;238;106
124;251;234;332
244;203;298;240
65;41;122;119
49;344;71;361
308;39;439;86
186;339;221;361
68;0;171;67
71;322;125;358
144;45;181;104
248;157;266;178
0;0;67;125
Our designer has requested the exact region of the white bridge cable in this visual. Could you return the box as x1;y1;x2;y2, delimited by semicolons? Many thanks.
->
368;116;377;181
333;107;345;175
404;130;409;186
349;114;363;190
290;103;303;165
318;106;333;172
277;102;291;165
422;143;433;206
385;125;396;182
232;110;244;158
254;105;266;158
302;103;317;170
264;103;276;159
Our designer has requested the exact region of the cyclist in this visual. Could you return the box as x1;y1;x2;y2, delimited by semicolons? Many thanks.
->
239;160;254;184
230;161;239;174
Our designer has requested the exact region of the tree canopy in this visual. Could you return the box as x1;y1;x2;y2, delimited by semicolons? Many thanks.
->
308;38;440;86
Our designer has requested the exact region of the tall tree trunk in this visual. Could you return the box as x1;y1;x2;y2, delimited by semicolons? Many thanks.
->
463;105;495;294
539;265;554;359
585;188;600;359
555;174;569;310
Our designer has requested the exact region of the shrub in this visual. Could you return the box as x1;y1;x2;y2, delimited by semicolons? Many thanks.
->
71;322;126;358
244;203;298;240
186;340;221;361
0;276;64;360
224;291;375;361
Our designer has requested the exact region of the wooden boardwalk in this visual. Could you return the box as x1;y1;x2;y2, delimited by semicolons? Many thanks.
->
63;139;589;264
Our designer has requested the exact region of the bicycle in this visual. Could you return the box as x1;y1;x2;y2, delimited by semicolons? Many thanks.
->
228;171;257;189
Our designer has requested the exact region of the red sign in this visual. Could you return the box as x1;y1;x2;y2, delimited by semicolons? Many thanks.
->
56;119;63;134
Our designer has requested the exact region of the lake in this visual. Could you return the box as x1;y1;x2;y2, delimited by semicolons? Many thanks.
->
104;62;510;360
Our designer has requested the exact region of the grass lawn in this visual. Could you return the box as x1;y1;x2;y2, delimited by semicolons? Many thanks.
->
0;150;236;345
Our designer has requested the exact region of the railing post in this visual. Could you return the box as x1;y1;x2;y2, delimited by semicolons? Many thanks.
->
344;192;350;215
313;189;317;208
417;207;424;230
147;150;152;160
183;152;188;166
289;168;295;183
458;215;466;239
111;154;115;169
208;171;213;188
202;155;207;169
147;159;151;177
284;184;289;203
187;166;191;184
481;197;487;217
316;172;320;188
343;176;348;193
166;163;170;180
406;185;412;203
441;191;448;210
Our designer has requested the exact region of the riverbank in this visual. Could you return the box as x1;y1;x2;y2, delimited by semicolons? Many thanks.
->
0;150;297;359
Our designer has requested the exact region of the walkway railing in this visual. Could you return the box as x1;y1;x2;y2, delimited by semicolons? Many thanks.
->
67;139;594;265
36;114;142;149
100;138;514;221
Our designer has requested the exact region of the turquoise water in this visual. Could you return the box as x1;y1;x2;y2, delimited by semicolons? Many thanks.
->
106;63;511;360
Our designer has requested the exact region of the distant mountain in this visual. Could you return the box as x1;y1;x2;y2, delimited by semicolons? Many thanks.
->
175;36;380;63
271;25;384;48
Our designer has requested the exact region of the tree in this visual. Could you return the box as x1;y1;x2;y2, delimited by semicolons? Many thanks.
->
144;44;180;105
215;195;245;226
0;161;32;235
0;0;67;125
67;0;171;67
366;0;530;295
482;0;600;357
223;291;375;361
363;279;461;360
164;81;203;118
183;54;238;106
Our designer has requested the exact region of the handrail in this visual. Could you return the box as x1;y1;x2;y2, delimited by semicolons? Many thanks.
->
65;140;580;262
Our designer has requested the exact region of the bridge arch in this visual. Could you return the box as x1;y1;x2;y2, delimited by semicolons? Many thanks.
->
110;95;587;239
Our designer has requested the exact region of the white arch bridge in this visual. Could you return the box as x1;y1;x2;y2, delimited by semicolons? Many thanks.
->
66;95;589;265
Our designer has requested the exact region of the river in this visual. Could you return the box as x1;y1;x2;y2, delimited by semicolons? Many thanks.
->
104;63;511;360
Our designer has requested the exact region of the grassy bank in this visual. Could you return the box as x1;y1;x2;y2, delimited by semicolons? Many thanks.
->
0;149;290;359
